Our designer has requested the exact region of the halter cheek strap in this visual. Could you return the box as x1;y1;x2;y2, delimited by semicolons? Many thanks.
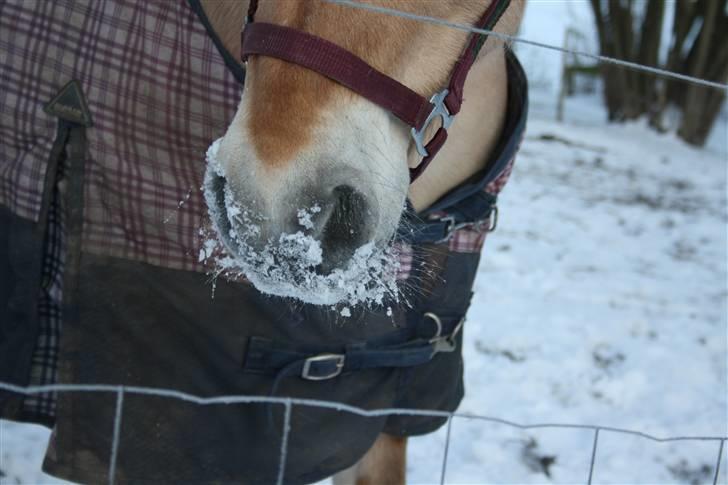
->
241;0;510;182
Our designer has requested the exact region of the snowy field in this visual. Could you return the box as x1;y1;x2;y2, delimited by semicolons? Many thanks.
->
2;2;726;484
3;100;726;485
404;109;728;484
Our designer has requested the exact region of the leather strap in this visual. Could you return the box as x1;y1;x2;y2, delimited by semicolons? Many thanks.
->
244;313;463;381
246;0;258;22
241;0;510;182
443;0;507;116
410;125;447;181
241;23;433;131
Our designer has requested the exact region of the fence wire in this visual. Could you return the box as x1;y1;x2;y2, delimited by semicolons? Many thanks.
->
1;382;725;485
322;0;728;91
3;3;726;485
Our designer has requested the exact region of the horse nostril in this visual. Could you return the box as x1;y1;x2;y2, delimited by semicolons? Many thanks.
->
320;185;370;269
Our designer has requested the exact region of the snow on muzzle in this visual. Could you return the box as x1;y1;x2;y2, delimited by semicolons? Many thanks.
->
201;139;401;307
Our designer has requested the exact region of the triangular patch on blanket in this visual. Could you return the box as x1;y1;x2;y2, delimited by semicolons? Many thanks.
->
44;80;93;127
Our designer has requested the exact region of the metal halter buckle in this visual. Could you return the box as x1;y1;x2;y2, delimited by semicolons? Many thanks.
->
424;312;465;355
411;89;454;157
301;353;345;380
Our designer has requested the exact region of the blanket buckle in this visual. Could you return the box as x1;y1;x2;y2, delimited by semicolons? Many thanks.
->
302;353;345;380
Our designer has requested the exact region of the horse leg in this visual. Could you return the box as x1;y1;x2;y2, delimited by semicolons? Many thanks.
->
332;433;407;485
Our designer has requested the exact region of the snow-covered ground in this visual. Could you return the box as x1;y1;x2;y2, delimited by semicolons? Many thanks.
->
2;2;727;484
2;99;726;485
405;105;727;484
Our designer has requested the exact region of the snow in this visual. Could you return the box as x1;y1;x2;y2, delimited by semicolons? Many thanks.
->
403;111;727;484
297;205;322;230
0;422;65;484
2;3;727;484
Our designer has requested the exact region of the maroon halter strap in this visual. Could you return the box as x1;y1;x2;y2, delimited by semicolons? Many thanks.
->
241;23;433;131
241;0;508;182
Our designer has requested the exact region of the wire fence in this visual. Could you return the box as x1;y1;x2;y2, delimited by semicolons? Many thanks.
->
323;0;728;91
1;382;725;485
3;3;726;485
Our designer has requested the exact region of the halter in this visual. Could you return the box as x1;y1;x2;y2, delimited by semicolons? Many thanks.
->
241;0;510;182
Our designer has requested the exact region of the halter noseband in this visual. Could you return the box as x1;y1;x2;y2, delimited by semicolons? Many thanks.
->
241;0;510;182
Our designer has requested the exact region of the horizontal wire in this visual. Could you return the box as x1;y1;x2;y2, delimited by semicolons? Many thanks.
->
2;8;722;482
322;0;728;91
2;382;725;443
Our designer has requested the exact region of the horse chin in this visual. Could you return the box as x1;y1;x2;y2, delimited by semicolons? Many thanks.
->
204;211;401;307
235;237;399;307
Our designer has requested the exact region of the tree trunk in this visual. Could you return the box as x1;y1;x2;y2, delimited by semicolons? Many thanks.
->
678;0;726;145
663;0;698;110
637;0;664;125
589;0;727;146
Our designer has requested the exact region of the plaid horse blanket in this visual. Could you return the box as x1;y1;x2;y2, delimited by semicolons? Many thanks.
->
0;0;242;423
0;0;241;270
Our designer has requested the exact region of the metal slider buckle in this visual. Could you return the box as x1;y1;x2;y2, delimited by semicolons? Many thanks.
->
301;353;345;381
436;205;499;244
411;89;454;157
425;312;466;355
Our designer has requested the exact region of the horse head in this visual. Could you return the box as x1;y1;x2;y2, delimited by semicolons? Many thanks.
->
204;0;524;304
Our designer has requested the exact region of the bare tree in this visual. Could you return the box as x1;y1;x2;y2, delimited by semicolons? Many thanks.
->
590;0;727;146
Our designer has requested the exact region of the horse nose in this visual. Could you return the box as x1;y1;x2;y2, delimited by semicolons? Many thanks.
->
318;184;373;271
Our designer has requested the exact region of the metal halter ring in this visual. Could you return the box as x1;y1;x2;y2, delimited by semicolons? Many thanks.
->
411;89;454;157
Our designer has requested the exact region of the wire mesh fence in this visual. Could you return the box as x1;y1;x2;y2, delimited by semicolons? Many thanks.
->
2;2;725;485
1;382;725;485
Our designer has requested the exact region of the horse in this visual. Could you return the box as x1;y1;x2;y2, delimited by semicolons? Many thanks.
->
199;1;526;483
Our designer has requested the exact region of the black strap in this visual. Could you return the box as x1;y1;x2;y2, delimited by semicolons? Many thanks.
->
400;191;498;244
244;313;463;388
251;336;438;409
246;336;438;379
